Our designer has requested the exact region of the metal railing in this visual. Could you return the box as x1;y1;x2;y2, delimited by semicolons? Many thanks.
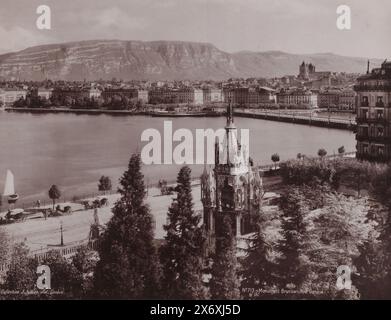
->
0;239;100;274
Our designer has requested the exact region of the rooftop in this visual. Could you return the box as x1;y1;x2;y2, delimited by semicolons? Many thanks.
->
358;60;391;81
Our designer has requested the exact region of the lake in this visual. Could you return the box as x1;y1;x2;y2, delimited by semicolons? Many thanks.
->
0;112;356;205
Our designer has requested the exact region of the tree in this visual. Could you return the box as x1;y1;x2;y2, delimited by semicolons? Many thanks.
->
4;243;38;293
48;185;61;210
40;250;78;295
0;227;9;266
93;153;160;299
71;247;99;298
276;188;310;291
209;215;240;299
304;192;375;296
98;176;112;194
240;213;275;299
276;158;390;298
64;96;73;107
280;157;337;187
318;148;327;158
274;184;376;298
160;166;206;299
271;153;280;170
337;160;372;197
368;168;391;298
382;210;391;298
354;235;388;299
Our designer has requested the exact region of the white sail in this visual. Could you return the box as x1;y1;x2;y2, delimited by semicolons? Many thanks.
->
3;170;15;196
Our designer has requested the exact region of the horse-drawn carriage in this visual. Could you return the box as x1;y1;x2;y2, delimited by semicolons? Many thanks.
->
81;197;109;210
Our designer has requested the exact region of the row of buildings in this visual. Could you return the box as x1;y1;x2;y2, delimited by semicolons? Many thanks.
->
354;60;391;161
0;84;357;110
317;88;356;110
0;63;356;109
0;88;27;106
2;59;391;163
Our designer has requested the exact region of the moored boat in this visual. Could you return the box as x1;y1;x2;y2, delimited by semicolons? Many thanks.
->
150;110;219;117
3;170;19;204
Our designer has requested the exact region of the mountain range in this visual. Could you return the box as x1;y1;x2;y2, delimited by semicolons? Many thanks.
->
0;40;379;81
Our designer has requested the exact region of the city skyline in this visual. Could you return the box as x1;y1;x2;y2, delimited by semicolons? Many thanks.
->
0;0;390;59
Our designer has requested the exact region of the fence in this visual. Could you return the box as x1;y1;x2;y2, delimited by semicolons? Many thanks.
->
0;239;100;275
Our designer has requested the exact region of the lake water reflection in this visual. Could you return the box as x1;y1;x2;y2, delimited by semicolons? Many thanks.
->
0;112;355;203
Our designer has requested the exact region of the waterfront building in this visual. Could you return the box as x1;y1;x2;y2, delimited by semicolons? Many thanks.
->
194;89;204;105
258;87;277;105
102;88;134;100
176;88;203;105
89;88;102;99
0;88;27;105
222;87;276;107
232;87;249;106
354;60;391;162
0;90;3;108
277;88;318;109
203;88;222;103
37;88;53;100
318;89;341;109
201;104;263;250
222;87;234;103
149;88;176;104
52;87;101;103
305;76;332;89
102;88;148;103
318;88;356;111
137;90;149;103
148;87;203;105
338;88;356;111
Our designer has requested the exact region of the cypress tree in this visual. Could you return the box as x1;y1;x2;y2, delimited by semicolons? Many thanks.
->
160;166;206;299
93;153;159;299
241;213;275;299
354;236;386;299
276;188;309;291
209;214;240;299
380;209;391;298
0;226;8;266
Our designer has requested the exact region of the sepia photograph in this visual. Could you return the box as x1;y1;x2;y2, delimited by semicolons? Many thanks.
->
0;0;390;306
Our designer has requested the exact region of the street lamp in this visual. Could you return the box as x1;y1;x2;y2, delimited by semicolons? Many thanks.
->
60;220;64;246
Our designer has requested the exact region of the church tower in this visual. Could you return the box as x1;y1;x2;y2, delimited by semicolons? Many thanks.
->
299;61;309;80
201;103;263;250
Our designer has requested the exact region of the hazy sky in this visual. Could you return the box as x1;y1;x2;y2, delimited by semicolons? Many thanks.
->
0;0;390;58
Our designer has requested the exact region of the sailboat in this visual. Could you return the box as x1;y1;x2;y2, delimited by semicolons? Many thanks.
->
3;170;19;204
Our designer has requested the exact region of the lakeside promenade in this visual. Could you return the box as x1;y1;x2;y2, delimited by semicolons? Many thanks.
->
0;151;355;276
235;109;356;130
5;107;356;131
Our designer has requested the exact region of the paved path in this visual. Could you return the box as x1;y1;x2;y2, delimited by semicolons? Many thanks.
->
2;186;202;253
